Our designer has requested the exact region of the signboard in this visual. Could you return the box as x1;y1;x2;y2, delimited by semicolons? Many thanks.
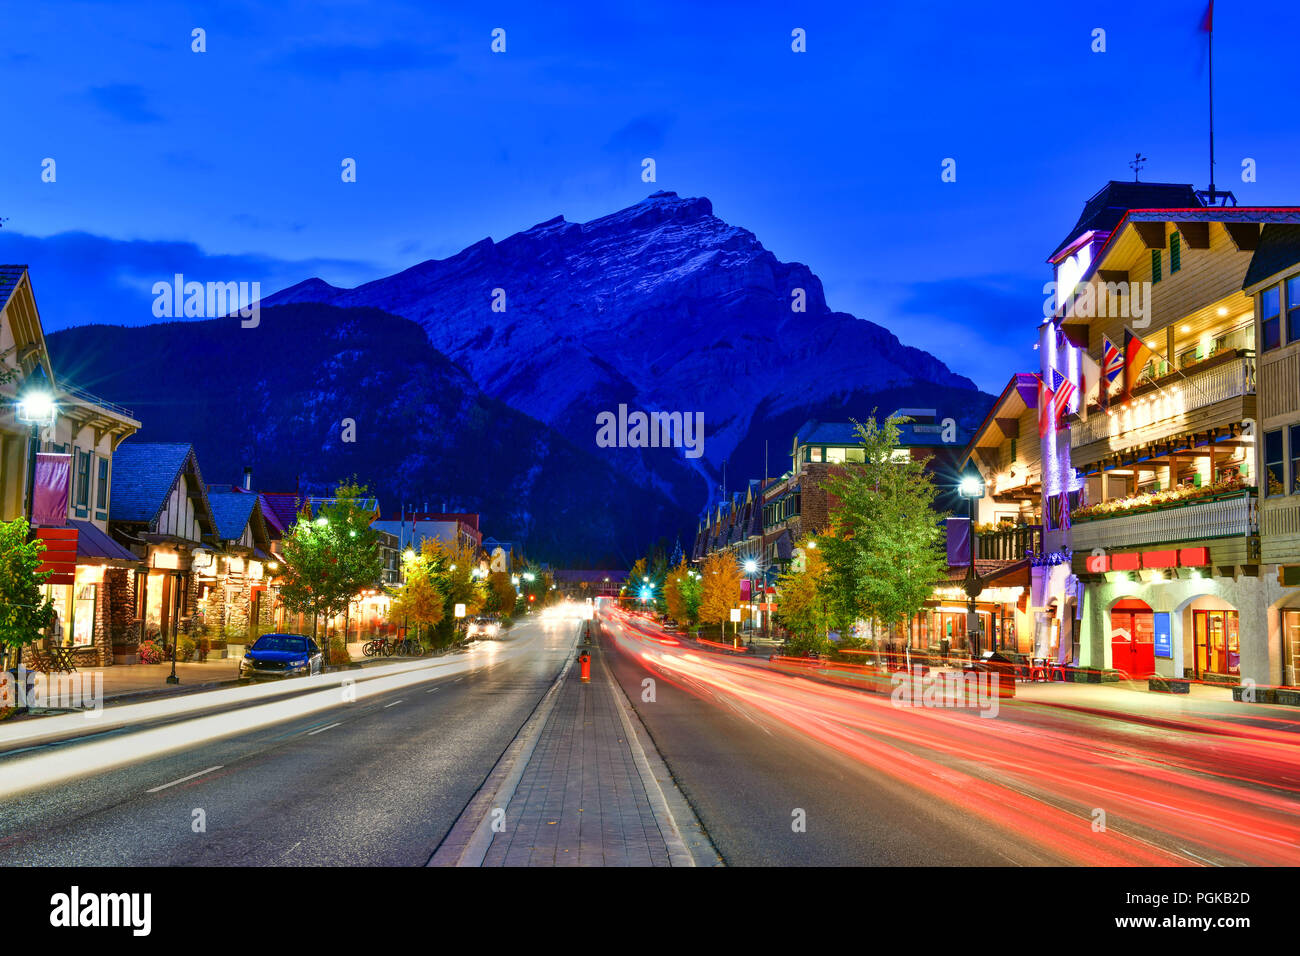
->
454;603;466;619
1153;611;1172;659
729;608;741;623
35;527;78;585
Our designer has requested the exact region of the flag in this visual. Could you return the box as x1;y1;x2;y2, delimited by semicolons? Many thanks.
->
1037;374;1056;438
1052;368;1076;423
1200;0;1213;33
1079;351;1101;418
1102;335;1123;383
1122;329;1155;402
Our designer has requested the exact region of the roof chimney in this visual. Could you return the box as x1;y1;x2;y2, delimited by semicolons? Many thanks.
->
243;466;252;491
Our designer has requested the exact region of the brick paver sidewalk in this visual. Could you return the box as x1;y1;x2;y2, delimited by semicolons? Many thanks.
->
480;649;676;866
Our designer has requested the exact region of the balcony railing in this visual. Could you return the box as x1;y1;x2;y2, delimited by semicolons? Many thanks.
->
57;381;136;421
1069;491;1256;552
975;524;1042;562
1071;352;1254;449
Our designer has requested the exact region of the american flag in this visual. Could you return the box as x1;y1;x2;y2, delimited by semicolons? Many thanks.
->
1052;368;1076;422
1102;335;1123;383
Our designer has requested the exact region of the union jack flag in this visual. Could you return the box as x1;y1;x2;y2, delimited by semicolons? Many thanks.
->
1102;335;1123;383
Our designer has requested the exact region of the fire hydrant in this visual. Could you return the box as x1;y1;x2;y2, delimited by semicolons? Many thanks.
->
578;650;591;683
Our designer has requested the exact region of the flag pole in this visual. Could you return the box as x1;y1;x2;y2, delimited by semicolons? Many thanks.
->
1123;324;1215;403
1207;7;1216;202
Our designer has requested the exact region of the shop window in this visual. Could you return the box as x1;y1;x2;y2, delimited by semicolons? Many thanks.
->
825;447;846;464
1284;611;1300;687
1265;429;1285;496
844;447;865;463
1262;285;1282;351
1193;608;1240;677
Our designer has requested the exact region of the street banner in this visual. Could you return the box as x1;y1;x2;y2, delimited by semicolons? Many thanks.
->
32;452;71;526
946;516;971;565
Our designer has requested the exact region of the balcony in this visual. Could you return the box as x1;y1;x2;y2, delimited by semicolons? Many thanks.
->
1069;490;1256;553
975;524;1042;562
1071;352;1254;455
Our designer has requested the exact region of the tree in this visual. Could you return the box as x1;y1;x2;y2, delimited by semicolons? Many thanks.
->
774;538;835;655
697;551;741;633
486;570;517;617
0;518;54;668
664;561;701;626
822;413;948;660
390;549;445;645
278;481;383;670
411;538;485;647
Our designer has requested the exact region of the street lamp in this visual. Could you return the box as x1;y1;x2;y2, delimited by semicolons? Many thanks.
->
957;473;986;659
742;558;759;644
16;363;57;524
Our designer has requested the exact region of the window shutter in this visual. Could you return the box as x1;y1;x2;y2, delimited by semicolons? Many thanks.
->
1151;249;1162;283
1170;232;1181;273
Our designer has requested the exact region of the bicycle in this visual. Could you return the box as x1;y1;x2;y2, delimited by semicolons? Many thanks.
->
362;637;390;657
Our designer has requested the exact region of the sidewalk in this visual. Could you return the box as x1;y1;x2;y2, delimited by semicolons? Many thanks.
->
93;660;243;701
439;638;717;867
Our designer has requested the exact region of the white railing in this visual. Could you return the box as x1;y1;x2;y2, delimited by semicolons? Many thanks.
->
1071;354;1254;449
1069;492;1256;552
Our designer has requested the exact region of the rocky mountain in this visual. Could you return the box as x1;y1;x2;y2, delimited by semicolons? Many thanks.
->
267;192;991;511
46;304;676;566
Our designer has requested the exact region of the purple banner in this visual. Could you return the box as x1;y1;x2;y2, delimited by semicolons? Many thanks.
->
946;517;971;566
32;452;71;526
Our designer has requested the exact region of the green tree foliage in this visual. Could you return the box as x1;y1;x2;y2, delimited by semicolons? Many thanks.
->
821;414;948;649
278;481;383;667
0;518;54;665
664;561;701;626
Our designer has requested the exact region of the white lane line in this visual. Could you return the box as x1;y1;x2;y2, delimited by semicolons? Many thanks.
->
384;700;404;708
426;688;440;694
146;765;223;793
307;722;341;736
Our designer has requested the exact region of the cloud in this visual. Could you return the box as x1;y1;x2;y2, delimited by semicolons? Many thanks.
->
88;83;163;124
0;230;378;332
603;112;675;154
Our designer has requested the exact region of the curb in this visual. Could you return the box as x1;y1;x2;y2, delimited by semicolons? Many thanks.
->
600;648;723;867
427;631;580;867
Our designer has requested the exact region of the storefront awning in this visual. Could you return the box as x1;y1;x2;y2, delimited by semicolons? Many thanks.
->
69;520;140;566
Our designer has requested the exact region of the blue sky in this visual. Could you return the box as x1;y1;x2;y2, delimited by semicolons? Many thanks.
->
5;0;1298;391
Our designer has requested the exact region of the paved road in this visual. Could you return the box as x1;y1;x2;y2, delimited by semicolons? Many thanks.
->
0;617;578;866
600;608;1300;866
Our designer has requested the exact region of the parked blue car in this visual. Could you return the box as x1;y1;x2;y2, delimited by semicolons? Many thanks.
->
239;634;323;681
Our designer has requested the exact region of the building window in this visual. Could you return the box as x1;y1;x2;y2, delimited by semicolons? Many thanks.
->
75;450;91;509
1265;429;1285;496
1291;425;1300;495
825;447;846;464
96;457;109;510
1288;276;1300;345
1262;285;1282;351
1151;249;1162;284
1170;232;1181;274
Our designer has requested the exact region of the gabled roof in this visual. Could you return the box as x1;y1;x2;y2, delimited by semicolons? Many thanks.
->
259;492;303;531
1243;224;1300;290
0;264;29;313
1049;181;1202;262
109;443;199;524
207;491;259;542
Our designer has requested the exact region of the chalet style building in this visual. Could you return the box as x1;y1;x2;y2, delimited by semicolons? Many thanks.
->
108;443;219;661
1045;180;1300;688
0;266;142;667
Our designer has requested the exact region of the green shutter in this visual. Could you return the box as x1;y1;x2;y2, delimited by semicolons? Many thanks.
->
1170;232;1181;273
1151;249;1162;283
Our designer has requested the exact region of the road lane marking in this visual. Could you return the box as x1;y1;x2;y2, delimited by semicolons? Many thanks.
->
147;765;223;793
426;688;439;694
384;700;404;708
307;722;341;735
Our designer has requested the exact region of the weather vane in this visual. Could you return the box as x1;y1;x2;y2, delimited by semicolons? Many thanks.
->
1129;152;1147;181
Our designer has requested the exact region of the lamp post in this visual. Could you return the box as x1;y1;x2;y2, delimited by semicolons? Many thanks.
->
957;473;986;660
15;364;57;672
743;558;758;646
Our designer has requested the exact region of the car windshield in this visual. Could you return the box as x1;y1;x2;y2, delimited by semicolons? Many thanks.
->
253;635;308;653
